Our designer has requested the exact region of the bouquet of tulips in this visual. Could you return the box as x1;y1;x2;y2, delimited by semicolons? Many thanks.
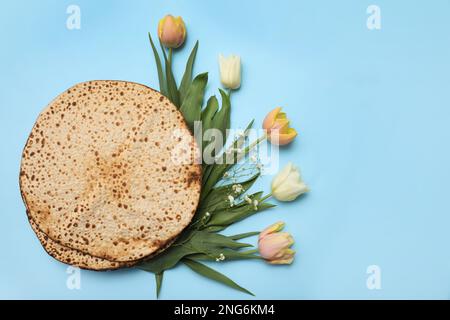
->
138;15;309;297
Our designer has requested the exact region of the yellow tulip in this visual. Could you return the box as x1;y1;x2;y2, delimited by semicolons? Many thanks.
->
262;107;297;145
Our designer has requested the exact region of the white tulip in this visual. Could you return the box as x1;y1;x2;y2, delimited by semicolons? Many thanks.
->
218;54;241;90
271;162;309;202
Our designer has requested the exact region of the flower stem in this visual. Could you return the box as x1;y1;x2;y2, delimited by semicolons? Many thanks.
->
242;249;259;255
244;132;267;155
259;193;272;203
221;130;267;165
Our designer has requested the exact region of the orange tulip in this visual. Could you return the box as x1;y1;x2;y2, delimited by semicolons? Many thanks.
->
158;15;186;49
262;107;297;145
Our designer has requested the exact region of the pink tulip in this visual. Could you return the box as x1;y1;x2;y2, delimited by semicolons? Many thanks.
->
258;222;295;264
158;15;186;49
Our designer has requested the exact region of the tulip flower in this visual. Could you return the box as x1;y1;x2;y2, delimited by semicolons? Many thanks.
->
258;221;295;264
158;15;186;48
262;107;297;145
271;162;309;202
218;54;241;90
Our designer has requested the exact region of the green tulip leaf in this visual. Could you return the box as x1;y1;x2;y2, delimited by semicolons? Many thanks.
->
187;249;260;262
138;230;255;275
188;231;252;251
201;95;219;131
148;33;166;96
179;41;199;104
229;231;260;240
155;272;164;298
160;42;180;106
138;245;196;274
182;259;254;296
201;95;220;154
180;73;208;131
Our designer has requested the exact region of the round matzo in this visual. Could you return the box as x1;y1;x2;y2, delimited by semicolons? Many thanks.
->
20;80;201;262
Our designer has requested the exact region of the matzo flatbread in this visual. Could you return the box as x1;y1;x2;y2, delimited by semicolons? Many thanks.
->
29;217;129;270
20;81;201;262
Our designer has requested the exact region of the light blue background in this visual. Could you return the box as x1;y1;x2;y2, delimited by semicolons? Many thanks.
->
1;0;449;299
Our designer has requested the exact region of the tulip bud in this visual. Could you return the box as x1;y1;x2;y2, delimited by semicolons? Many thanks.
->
271;162;309;202
218;54;241;90
258;221;295;265
158;15;186;49
262;107;297;145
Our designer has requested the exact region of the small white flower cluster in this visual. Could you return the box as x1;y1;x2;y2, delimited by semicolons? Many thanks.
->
227;183;260;210
227;195;235;207
222;164;259;184
243;195;259;210
253;199;259;210
232;184;243;194
201;212;211;226
215;253;226;262
249;153;264;171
